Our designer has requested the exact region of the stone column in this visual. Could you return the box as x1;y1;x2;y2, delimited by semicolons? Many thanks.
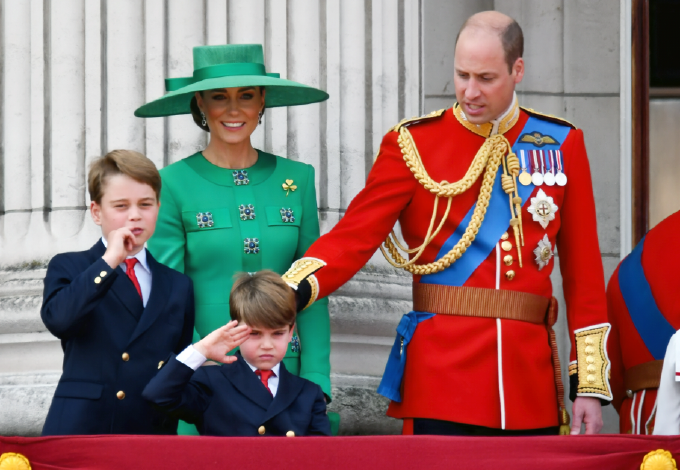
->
0;0;421;435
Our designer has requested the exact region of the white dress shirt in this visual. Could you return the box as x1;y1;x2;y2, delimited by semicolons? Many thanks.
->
101;237;152;307
176;345;281;397
654;330;680;435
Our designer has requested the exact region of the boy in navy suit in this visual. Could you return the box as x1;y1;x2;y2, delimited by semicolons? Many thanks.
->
143;271;331;436
41;150;195;435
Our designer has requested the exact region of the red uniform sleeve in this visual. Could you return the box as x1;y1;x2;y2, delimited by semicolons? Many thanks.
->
305;130;418;298
554;129;609;364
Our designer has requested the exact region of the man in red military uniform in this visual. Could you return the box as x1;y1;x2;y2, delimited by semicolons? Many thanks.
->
607;211;680;434
285;11;611;435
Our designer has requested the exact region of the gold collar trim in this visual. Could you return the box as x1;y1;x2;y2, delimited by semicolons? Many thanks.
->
453;95;520;138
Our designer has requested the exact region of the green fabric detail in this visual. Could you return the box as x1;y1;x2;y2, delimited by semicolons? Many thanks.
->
194;62;266;80
281;356;300;376
265;205;302;227
194;44;264;69
184;151;276;187
134;44;328;117
236;185;262;272
165;77;194;92
177;420;200;436
181;207;232;233
328;412;341;436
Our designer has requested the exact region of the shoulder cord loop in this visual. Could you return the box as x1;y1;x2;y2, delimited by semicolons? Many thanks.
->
380;124;523;275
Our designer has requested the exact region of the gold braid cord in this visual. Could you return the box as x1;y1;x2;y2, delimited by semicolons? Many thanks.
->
380;124;523;275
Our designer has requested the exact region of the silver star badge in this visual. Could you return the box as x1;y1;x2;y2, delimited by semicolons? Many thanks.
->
527;189;558;229
533;234;553;271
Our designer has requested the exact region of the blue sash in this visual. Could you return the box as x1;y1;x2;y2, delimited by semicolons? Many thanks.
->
378;116;571;402
618;236;676;360
376;311;435;402
421;116;570;286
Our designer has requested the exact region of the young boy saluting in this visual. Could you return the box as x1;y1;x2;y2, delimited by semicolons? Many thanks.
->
41;150;195;435
143;271;331;436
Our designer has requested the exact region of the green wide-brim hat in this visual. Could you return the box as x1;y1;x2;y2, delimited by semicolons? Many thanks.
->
134;44;329;118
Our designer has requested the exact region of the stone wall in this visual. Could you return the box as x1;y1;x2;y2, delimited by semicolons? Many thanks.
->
0;0;626;435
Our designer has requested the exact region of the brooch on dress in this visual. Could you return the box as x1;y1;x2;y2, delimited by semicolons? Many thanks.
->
280;208;295;223
290;334;301;353
244;238;260;254
233;170;249;185
196;212;214;228
282;179;297;196
239;204;256;221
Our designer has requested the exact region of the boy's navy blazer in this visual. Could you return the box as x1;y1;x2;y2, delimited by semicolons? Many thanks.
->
142;352;331;437
40;240;195;436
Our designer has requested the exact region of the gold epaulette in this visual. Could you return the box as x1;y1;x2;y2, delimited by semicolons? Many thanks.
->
520;106;577;130
389;108;446;133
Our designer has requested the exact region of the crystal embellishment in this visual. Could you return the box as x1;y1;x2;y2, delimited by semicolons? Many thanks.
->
196;212;214;228
244;238;260;254
239;204;256;221
280;208;295;223
233;170;249;185
290;334;301;353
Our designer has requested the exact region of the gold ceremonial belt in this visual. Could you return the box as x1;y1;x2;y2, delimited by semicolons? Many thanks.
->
624;360;663;394
412;284;550;325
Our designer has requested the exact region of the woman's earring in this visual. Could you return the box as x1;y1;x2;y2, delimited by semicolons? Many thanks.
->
258;110;264;125
200;112;207;127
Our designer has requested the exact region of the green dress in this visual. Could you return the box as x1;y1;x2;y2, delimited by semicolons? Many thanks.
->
148;150;332;435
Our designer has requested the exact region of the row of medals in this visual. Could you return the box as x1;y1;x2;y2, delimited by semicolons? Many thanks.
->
517;149;567;187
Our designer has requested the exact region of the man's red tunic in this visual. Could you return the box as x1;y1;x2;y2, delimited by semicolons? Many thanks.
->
298;101;610;430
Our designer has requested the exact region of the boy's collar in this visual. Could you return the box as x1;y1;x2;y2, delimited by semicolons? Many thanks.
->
242;356;281;377
100;237;150;272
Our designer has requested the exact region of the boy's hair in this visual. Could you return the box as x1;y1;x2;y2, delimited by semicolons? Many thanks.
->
229;270;296;329
88;149;161;203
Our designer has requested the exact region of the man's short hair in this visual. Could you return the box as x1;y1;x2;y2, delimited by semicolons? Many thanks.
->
457;17;524;73
88;150;161;204
500;20;523;73
229;270;296;330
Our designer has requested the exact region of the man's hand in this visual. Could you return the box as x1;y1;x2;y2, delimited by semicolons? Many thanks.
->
102;228;139;268
570;396;603;434
194;320;251;364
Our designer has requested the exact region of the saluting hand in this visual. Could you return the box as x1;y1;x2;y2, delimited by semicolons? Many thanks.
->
194;320;252;364
102;227;139;268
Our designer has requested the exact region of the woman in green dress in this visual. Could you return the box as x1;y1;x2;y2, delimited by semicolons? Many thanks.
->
135;44;335;435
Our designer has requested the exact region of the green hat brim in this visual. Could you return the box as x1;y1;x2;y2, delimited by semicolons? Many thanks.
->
134;75;329;118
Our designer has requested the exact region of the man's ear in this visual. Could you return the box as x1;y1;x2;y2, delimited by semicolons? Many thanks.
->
512;57;525;84
90;201;102;226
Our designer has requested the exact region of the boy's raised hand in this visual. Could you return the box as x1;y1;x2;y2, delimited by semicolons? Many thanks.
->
102;227;139;268
194;320;251;364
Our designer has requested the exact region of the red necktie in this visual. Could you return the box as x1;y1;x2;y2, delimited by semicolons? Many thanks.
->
124;258;142;299
255;369;275;395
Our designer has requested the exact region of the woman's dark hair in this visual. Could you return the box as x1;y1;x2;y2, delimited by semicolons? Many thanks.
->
190;94;210;132
190;87;266;132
